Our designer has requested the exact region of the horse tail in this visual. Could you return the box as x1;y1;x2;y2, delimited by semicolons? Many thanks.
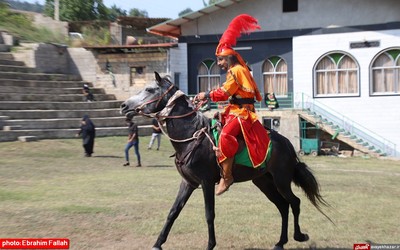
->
293;161;334;224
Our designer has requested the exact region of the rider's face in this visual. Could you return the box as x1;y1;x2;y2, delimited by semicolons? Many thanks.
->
217;56;228;71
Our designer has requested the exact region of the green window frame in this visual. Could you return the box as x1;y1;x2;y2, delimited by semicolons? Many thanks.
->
197;59;221;92
314;52;359;97
370;48;400;95
262;56;288;97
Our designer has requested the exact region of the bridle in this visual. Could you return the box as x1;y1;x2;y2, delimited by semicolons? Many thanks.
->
132;78;216;146
133;83;175;118
134;78;207;120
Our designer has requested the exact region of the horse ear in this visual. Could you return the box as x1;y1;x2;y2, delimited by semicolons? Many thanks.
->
154;72;162;84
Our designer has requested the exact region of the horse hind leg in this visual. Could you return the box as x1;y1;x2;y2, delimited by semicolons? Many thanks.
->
252;174;289;250
274;176;309;243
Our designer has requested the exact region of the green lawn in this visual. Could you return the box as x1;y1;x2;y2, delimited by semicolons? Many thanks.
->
0;136;399;249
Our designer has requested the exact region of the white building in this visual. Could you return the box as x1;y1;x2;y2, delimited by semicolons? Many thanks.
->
148;0;400;157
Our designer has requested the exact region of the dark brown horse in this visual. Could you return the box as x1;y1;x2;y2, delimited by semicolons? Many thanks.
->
120;72;330;250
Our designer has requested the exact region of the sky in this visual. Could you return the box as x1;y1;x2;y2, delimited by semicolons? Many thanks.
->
23;0;207;19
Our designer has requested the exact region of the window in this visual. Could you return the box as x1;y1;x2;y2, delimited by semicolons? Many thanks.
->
283;0;298;12
197;59;220;92
371;49;400;95
262;56;288;96
314;52;359;97
130;66;145;86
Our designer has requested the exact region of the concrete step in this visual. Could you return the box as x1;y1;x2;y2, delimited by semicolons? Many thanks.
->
0;125;153;142
0;72;82;81
0;101;122;110
2;116;152;130
0;59;25;66
1;86;105;94
3;125;23;131
0;44;11;52
0;109;122;119
0;65;37;73
18;136;38;142
0;93;116;102
0;79;91;88
0;52;14;60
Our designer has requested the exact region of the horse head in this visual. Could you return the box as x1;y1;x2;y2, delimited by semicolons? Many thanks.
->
120;71;177;119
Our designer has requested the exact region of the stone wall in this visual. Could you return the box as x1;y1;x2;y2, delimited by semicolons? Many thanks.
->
12;43;70;74
11;10;68;37
93;51;168;100
12;43;169;101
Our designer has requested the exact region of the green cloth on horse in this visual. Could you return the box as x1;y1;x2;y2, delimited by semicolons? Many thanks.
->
211;119;272;168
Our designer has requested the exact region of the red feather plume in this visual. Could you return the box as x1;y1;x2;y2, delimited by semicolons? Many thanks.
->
219;14;260;47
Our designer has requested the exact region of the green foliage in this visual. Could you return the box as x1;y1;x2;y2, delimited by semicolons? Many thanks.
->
128;7;148;17
7;0;44;13
108;4;127;21
178;7;193;17
0;3;65;43
78;25;111;46
44;0;109;21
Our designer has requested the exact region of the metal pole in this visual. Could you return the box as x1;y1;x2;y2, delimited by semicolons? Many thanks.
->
54;0;59;21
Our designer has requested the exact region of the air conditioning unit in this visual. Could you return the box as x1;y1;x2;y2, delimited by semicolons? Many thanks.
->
263;117;280;130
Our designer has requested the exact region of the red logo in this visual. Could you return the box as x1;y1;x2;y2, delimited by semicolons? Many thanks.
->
354;243;370;250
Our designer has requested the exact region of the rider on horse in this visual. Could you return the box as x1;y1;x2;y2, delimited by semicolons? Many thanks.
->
197;14;270;195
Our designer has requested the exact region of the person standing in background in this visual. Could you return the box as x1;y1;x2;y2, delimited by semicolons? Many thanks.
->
76;115;96;157
123;118;141;167
82;84;95;102
148;118;162;150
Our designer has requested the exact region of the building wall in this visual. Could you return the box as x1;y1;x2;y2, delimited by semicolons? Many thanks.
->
182;0;400;36
293;29;400;154
12;43;169;101
184;38;293;97
94;51;168;100
12;43;71;75
169;43;188;93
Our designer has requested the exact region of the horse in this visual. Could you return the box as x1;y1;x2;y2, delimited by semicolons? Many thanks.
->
120;72;330;250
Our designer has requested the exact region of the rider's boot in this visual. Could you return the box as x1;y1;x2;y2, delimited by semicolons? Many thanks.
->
216;157;234;195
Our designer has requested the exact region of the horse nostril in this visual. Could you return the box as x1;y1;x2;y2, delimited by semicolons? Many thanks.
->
120;103;128;114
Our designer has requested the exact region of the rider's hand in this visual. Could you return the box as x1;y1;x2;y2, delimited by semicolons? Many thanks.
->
197;92;206;100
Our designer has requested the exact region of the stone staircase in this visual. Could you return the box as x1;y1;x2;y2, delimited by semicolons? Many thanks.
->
299;110;393;157
0;42;152;142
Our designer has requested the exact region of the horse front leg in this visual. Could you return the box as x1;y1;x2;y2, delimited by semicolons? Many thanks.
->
201;181;217;250
152;180;196;250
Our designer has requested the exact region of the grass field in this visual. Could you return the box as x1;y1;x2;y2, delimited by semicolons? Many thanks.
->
0;136;399;250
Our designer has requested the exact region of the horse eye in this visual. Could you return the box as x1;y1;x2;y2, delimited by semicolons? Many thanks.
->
145;87;155;93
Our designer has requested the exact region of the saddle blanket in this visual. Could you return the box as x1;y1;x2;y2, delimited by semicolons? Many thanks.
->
211;119;272;168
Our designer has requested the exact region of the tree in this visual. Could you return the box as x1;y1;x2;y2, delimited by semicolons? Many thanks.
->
44;0;109;21
178;8;192;17
128;8;148;17
108;4;127;21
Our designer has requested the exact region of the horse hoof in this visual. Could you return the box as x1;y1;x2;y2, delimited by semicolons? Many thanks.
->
152;247;162;250
273;245;284;250
294;233;309;242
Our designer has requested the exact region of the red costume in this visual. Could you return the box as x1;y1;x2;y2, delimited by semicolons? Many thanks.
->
210;14;270;168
